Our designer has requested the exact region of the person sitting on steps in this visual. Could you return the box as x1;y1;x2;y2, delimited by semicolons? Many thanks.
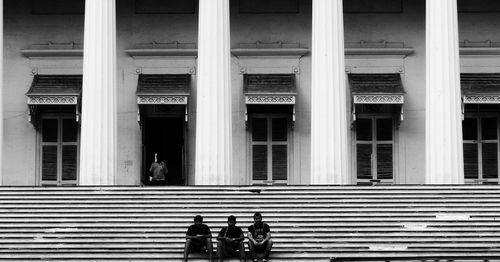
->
217;215;246;262
184;215;213;262
247;212;273;262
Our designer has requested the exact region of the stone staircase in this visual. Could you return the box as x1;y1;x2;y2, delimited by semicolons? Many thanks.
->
0;185;500;261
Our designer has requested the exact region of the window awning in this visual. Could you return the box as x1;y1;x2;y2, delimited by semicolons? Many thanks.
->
136;74;191;123
26;75;82;126
349;74;406;123
243;74;297;127
461;73;500;104
244;74;296;104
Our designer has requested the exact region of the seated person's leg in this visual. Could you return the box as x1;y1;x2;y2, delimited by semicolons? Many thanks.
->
217;240;224;261
237;241;245;261
262;239;273;259
184;239;192;262
204;238;213;260
247;240;256;259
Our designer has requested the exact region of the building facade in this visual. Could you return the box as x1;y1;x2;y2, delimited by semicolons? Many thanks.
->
1;0;500;186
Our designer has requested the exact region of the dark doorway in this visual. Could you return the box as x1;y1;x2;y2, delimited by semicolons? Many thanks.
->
143;117;185;185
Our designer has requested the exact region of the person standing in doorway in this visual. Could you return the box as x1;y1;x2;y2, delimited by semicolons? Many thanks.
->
149;152;168;185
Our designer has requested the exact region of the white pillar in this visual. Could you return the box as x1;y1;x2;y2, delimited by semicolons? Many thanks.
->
0;0;3;185
79;0;117;185
310;0;350;184
425;0;464;184
195;0;232;185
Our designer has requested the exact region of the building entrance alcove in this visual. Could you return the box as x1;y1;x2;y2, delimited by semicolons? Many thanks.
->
136;74;190;186
142;113;185;186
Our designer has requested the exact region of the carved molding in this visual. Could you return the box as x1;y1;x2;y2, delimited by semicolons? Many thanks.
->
27;96;78;105
463;95;500;104
137;95;188;105
245;95;295;104
353;95;404;104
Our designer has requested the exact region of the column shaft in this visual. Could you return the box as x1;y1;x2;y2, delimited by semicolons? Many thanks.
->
310;0;350;184
0;0;3;185
425;0;464;184
195;0;232;185
79;0;117;185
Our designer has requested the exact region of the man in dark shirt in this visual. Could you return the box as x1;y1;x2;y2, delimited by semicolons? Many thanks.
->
247;212;272;262
184;215;213;262
217;215;245;262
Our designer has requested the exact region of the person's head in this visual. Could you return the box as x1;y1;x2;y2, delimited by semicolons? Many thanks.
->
227;215;236;227
194;215;203;225
253;212;263;224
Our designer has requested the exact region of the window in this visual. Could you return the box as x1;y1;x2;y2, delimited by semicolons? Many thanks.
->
463;115;499;184
40;117;79;186
355;116;395;184
250;116;290;184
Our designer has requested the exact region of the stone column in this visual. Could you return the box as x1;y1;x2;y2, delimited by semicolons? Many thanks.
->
194;0;232;185
425;0;464;184
310;0;350;184
0;0;3;185
79;0;117;185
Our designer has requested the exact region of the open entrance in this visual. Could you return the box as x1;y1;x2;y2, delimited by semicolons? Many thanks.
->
142;116;186;185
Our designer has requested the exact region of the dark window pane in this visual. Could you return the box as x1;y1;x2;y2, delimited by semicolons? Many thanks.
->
482;118;497;140
482;143;498;179
42;119;58;142
252;118;267;141
42;146;58;181
376;119;393;141
377;144;393;179
463;143;478;179
356;119;372;141
272;145;287;180
62;146;78;181
272;118;287;141
356;144;372;180
135;0;196;14
252;145;267;180
62;119;78;142
463;118;477;140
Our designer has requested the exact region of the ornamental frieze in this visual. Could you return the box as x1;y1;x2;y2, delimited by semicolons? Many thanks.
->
463;95;500;104
27;96;78;105
353;95;404;104
245;95;295;104
137;95;188;105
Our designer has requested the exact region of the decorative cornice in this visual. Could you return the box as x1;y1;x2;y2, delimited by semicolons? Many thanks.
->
27;96;78;105
345;48;414;57
231;48;309;58
463;95;500;104
245;95;296;104
137;95;188;105
21;49;83;58
459;47;500;56
125;49;197;58
353;95;404;104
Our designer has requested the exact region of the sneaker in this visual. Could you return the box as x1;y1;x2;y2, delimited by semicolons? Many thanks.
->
252;259;258;262
262;259;268;262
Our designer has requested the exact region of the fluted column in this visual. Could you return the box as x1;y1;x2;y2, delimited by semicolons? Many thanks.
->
425;0;464;184
79;0;117;185
0;0;3;185
310;0;350;184
194;0;232;185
